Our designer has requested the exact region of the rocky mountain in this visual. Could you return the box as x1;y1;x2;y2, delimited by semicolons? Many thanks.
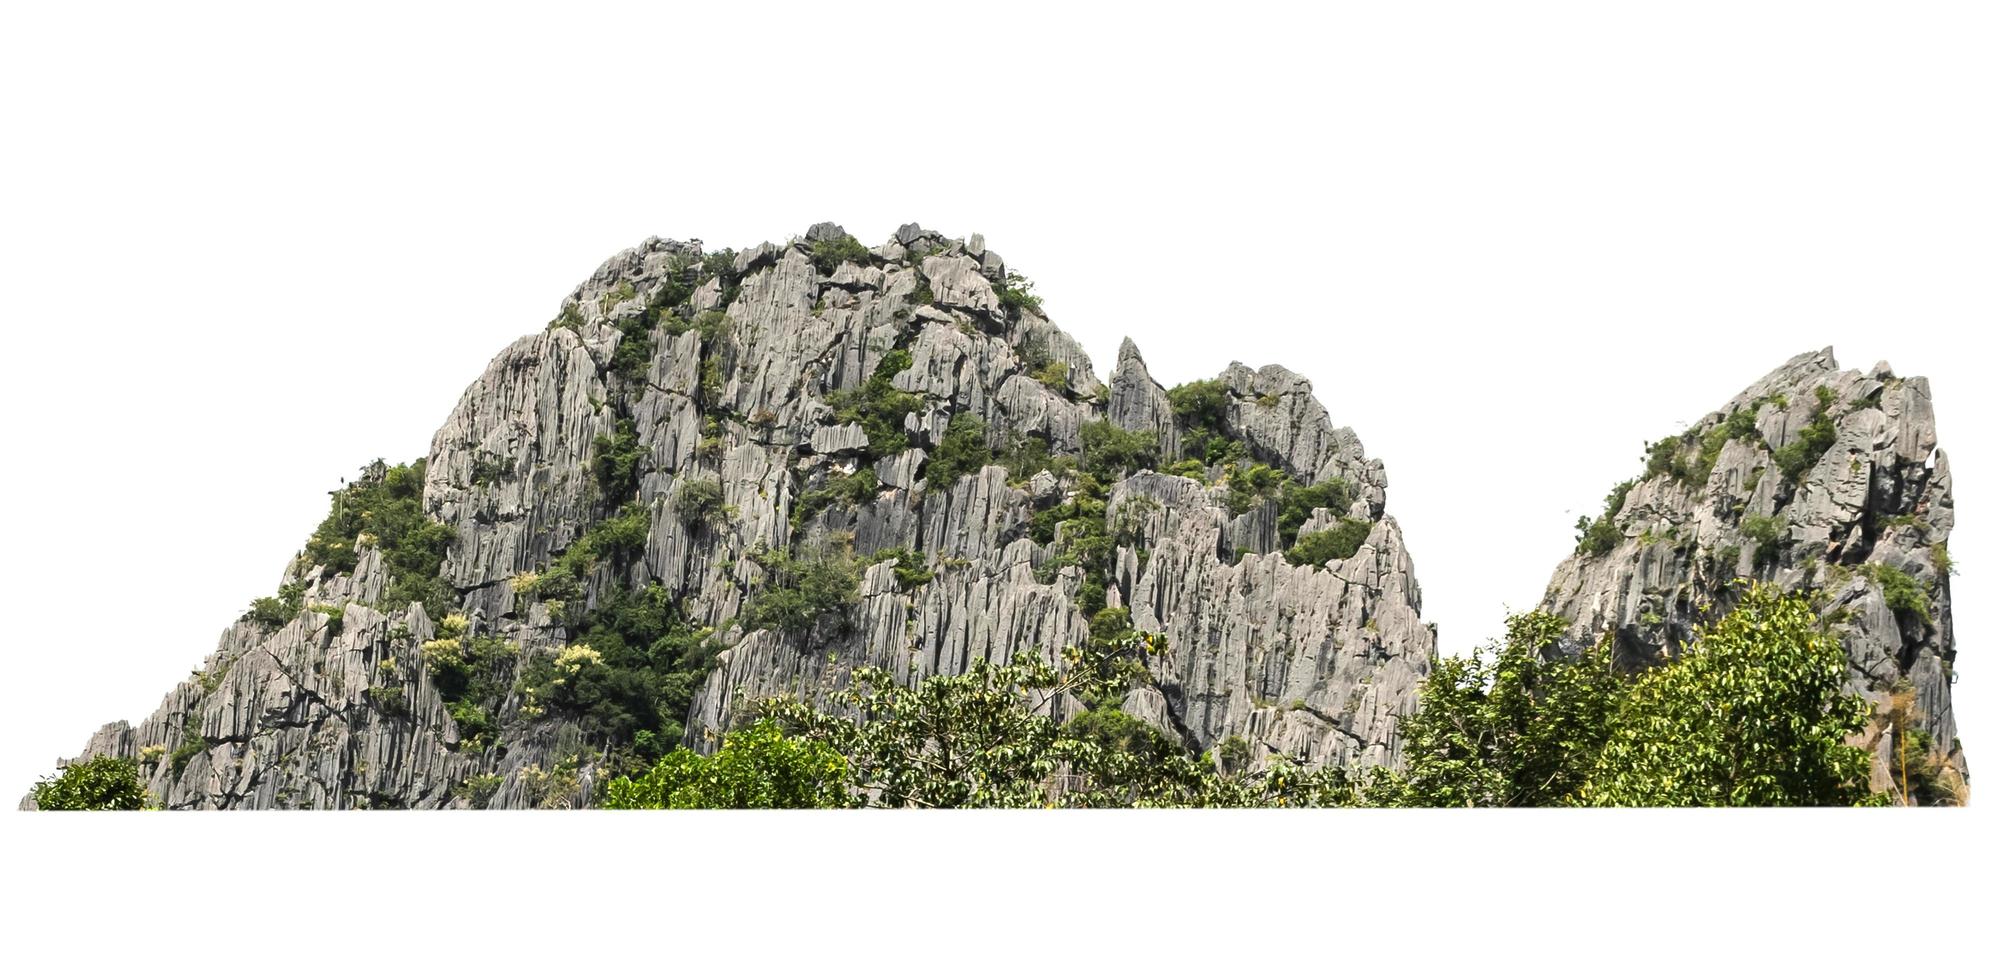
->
1540;348;1966;803
29;224;1967;809
34;223;1436;809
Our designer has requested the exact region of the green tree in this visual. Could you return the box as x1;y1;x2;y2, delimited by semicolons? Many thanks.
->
602;721;851;809
1577;582;1878;806
1080;420;1159;480
32;756;149;811
1360;611;1627;807
755;632;1189;807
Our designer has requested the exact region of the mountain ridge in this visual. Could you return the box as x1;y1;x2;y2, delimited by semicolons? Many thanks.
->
27;224;1963;807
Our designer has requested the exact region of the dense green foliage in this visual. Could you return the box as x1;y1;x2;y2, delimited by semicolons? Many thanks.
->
32;756;149;811
1168;379;1238;464
1079;420;1159;480
924;412;989;491
168;714;205;778
1574;480;1636;557
992;270;1042;314
871;548;935;590
1868;563;1931;622
1275;477;1356;548
1773;411;1837;487
1577;582;1877;806
792;467;879;529
809;234;872;275
744;545;862;639
419;613;514;751
603;721;851;809
521;583;718;771
245;581;307;630
1361;612;1625;807
300;461;455;618
830;349;923;459
1029;472;1120;617
1362;583;1879;807
673;475;728;529
591;419;646;505
752;631;1350;807
1282;520;1372;568
525;503;651;600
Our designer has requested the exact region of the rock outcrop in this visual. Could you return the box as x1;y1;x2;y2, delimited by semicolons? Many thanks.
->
1540;349;1965;803
31;223;1435;808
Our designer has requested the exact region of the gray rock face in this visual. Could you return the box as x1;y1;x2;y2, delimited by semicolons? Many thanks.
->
31;224;1438;808
1539;347;1964;800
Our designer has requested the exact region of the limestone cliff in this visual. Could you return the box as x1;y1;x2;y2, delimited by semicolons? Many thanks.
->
35;223;1434;808
1540;349;1965;803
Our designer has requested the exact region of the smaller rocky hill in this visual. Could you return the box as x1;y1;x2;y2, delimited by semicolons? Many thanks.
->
1541;349;1964;803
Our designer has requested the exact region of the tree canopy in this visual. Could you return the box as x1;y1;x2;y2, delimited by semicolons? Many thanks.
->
32;756;149;811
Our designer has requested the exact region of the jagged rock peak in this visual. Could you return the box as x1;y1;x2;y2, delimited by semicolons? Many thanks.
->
1541;348;1962;802
31;223;1435;809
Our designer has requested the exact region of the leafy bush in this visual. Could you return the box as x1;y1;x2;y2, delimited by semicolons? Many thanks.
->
168;715;205;778
548;303;585;331
454;773;503;808
692;310;733;343
520;583;717;771
591;418;646;505
244;580;306;630
1869;563;1931;622
1276;478;1356;548
1355;611;1624;807
924;412;989;491
809;234;872;275
745;547;862;638
674;476;728;529
829;349;923;459
1283;520;1371;568
1168;379;1230;429
744;631;1356;808
1573;479;1636;557
529;503;652;600
1931;541;1955;577
992;270;1041;314
301;460;455;618
792;467;880;529
1642;435;1688;482
1087;606;1133;646
32;755;148;811
1080;420;1159;480
871;548;935;590
365;685;409;717
1687;408;1759;486
602;720;851;809
1028;476;1119;618
1168;379;1237;463
1773;412;1837;487
608;318;654;383
1223;462;1284;516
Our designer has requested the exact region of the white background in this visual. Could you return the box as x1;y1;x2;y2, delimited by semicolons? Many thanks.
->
0;2;2005;975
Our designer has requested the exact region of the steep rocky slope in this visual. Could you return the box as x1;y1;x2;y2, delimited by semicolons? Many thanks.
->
35;223;1435;808
1541;349;1965;803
